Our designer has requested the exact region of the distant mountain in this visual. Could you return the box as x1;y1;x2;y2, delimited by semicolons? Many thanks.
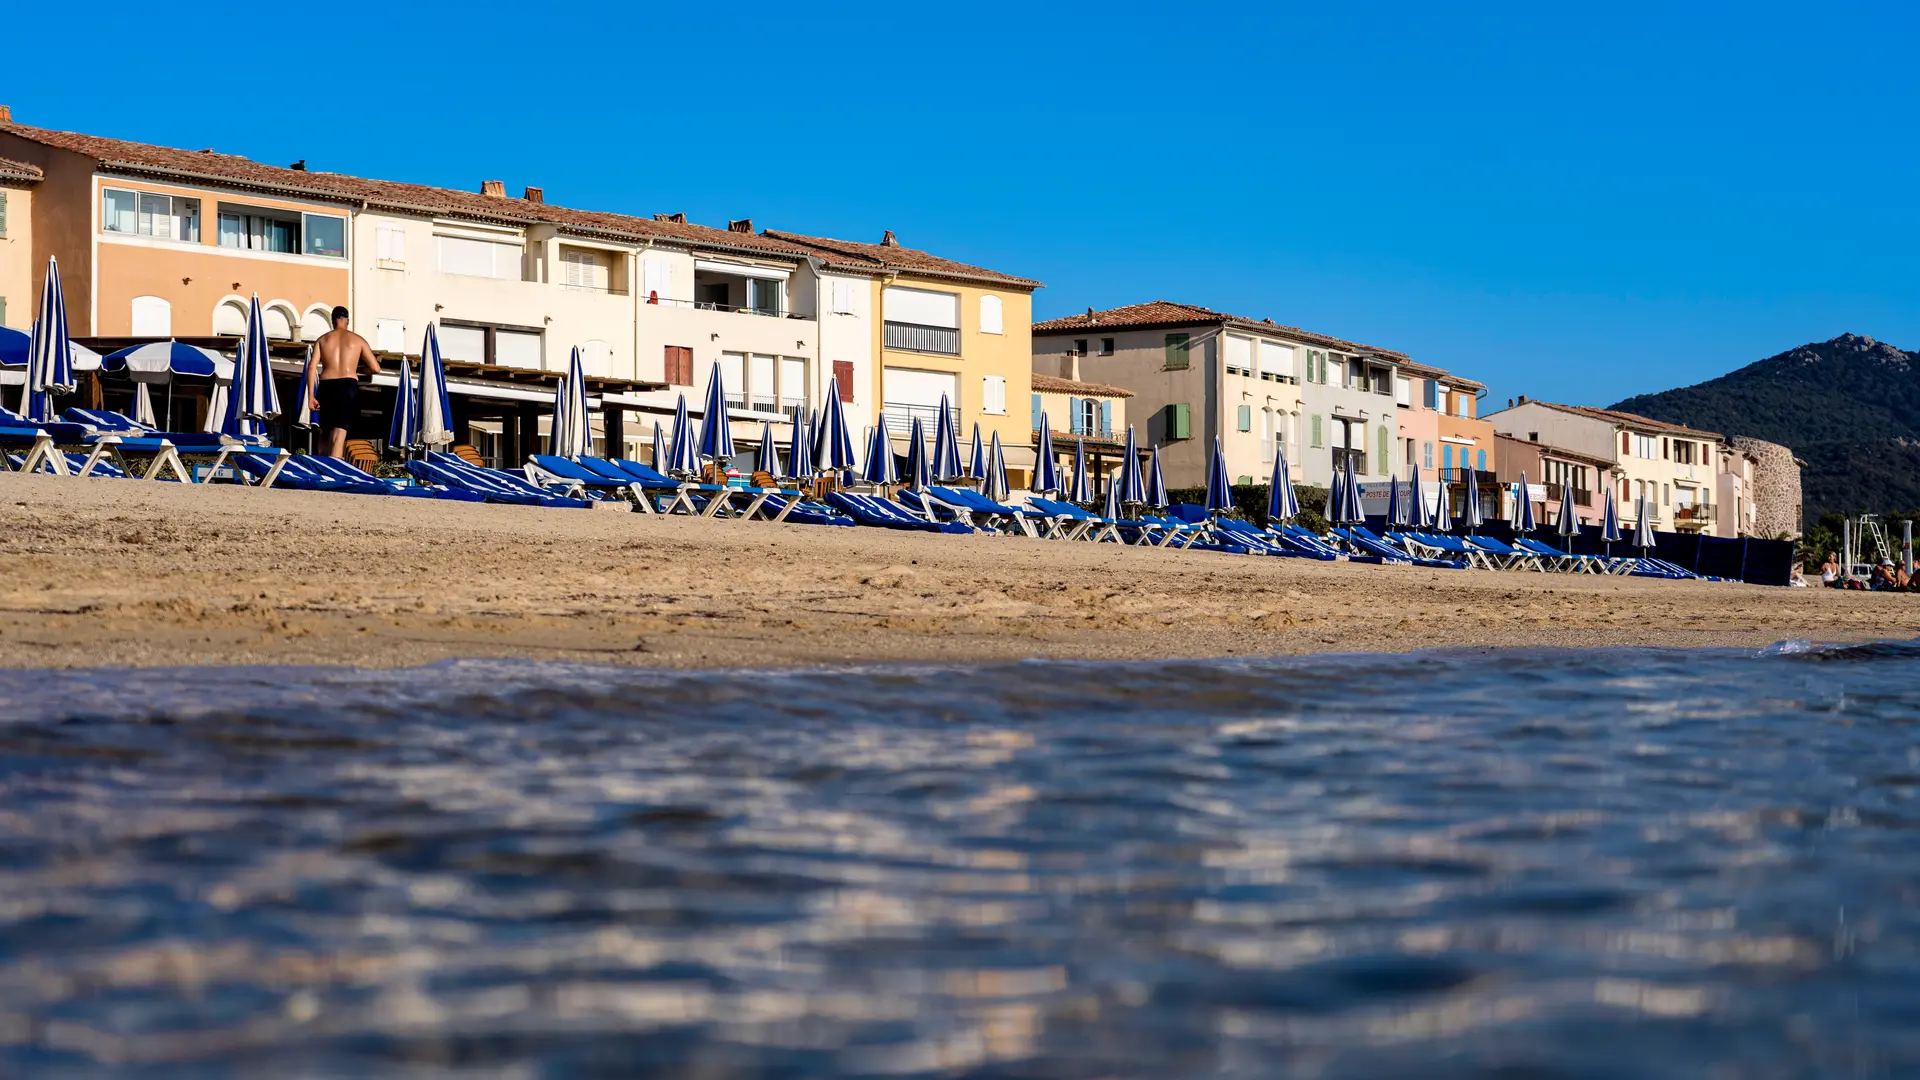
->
1610;334;1920;525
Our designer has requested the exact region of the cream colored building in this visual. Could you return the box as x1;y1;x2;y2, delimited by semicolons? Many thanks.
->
1031;373;1135;495
1484;399;1724;533
0;155;39;330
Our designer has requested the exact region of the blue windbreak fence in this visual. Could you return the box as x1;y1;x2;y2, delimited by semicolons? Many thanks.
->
1370;518;1795;586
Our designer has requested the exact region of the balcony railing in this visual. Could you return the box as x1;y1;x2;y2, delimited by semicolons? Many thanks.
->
1332;448;1367;475
1543;482;1594;507
883;321;960;355
882;401;961;432
1674;504;1715;524
637;294;810;319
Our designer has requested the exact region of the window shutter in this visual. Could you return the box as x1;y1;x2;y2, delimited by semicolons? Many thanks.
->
1310;415;1322;447
1031;393;1041;430
1167;403;1191;440
833;360;854;402
1164;333;1190;369
1443;445;1453;473
1099;400;1112;437
0;192;9;238
1423;380;1437;409
1068;397;1082;434
1237;404;1250;432
1477;449;1487;472
1377;425;1388;470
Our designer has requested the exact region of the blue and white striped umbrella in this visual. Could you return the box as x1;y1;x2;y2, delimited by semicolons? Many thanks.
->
1117;425;1146;505
1204;437;1233;514
131;382;158;428
983;430;1010;503
1633;495;1655;549
388;354;417;451
1600;489;1622;543
755;420;782;477
1326;465;1344;524
1033;414;1060;494
24;257;75;422
1384;473;1403;529
1334;453;1365;526
814;387;855;474
1102;476;1121;521
1408;463;1434;529
1460;467;1483;531
666;393;700;474
1065;438;1091;503
862;414;898;485
220;294;279;439
103;340;230;382
1267;453;1299;523
651;421;665;472
785;409;812;481
0;325;25;369
904;416;930;492
417;324;454;448
1513;472;1537;532
967;422;985;480
203;381;229;435
698;361;735;465
1556;482;1580;538
1145;445;1168;508
1433;474;1454;532
930;394;962;480
550;347;592;457
292;345;318;430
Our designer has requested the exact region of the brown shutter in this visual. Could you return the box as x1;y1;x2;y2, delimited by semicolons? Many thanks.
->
833;361;854;402
664;345;693;385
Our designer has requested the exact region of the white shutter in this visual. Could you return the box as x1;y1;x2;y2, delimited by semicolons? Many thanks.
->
374;318;406;353
780;357;806;404
1225;335;1251;371
831;279;857;315
1258;341;1292;379
979;294;1003;335
643;257;672;301
439;324;485;363
376;225;406;265
983;374;1007;415
439;236;519;279
130;296;172;337
719;352;747;402
495;330;542;368
749;353;776;409
883;286;958;328
563;250;593;289
1394;375;1411;406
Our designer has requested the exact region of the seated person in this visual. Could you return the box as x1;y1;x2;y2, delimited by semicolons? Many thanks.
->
1820;552;1842;587
1870;561;1898;591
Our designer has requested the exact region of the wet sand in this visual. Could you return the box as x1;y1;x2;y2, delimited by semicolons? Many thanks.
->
0;472;1910;669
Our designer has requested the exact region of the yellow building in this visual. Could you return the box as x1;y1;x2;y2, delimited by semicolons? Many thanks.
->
0;154;41;329
1030;373;1139;496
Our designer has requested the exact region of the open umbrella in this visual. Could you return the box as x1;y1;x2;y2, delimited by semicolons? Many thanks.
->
698;361;735;468
417;324;454;449
862;415;898;485
754;420;782;477
785;408;812;481
1066;438;1091;503
1512;472;1537;532
930;394;961;480
1460;467;1483;531
967;422;985;480
814;387;855;475
219;294;279;440
1267;453;1299;523
549;347;591;457
1033;414;1060;494
983;431;1010;503
23;257;75;421
903;416;930;492
666;394;699;474
388;354;417;452
1204;437;1232;515
1145;445;1168;509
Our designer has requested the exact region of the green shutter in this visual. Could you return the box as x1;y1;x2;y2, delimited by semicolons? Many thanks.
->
1031;393;1041;429
1377;425;1389;471
1164;332;1189;370
0;295;7;327
1237;404;1251;432
1099;399;1111;437
1167;402;1191;440
1310;414;1323;447
0;191;8;238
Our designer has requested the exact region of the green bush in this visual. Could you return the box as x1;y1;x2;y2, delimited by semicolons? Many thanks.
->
1161;483;1328;532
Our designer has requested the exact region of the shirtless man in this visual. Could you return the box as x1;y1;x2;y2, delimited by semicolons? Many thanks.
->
306;306;381;458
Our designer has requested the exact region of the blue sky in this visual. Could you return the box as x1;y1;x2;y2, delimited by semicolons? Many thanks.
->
9;1;1916;406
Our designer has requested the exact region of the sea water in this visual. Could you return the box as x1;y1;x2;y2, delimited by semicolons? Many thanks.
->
3;642;1920;1078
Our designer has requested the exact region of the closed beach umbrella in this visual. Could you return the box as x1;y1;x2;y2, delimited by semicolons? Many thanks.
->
814;388;855;474
203;381;229;435
1204;437;1232;515
24;257;75;421
666;393;699;474
755;420;782;477
651;421;665;472
417;324;454;448
904;415;930;492
786;408;812;480
1145;445;1168;509
1385;473;1403;529
1033;414;1060;494
1117;426;1146;505
1102;476;1121;521
1326;464;1344;524
1460;467;1483;531
1267;453;1299;523
1601;489;1622;543
131;382;158;428
1633;495;1655;549
1433;473;1454;532
220;294;279;439
967;422;986;481
550;347;592;457
697;361;735;466
1513;472;1537;532
1556;482;1580;539
931;394;962;480
1334;454;1365;526
291;345;318;430
862;414;898;485
388;354;417;452
1066;438;1091;503
983;430;1010;503
1408;463;1433;529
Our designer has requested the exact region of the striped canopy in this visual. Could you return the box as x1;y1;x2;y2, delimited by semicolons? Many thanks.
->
1204;437;1232;514
103;340;231;383
1066;438;1091;503
388;355;417;451
417;324;454;448
1408;463;1434;529
666;393;699;474
1267;452;1299;523
1460;467;1483;530
929;394;961;480
1513;472;1537;532
785;408;812;481
967;422;985;480
1116;426;1146;505
755;420;782;477
292;345;318;430
1432;474;1453;532
1633;495;1655;549
983;430;1010;503
1601;489;1622;543
698;361;735;465
903;415;930;492
132;381;158;428
1556;481;1580;538
219;294;279;439
549;347;592;457
1145;445;1168;508
1033;414;1060;494
24;257;75;422
814;386;855;474
862;414;898;485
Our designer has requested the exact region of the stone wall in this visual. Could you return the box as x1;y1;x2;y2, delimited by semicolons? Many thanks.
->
1733;436;1803;537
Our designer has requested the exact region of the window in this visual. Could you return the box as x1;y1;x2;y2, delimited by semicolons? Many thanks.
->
130;296;171;336
833;360;855;402
440;324;486;363
883;286;960;354
1237;404;1251;431
1259;341;1293;382
304;213;345;258
664;345;694;386
1164;332;1190;369
375;319;406;353
213;300;248;336
1083;397;1106;436
1423;441;1434;469
979;294;1003;335
495;329;541;368
1261;410;1274;462
1100;337;1114;355
719;352;748;408
1423;379;1438;409
982;375;1007;415
1225;335;1252;376
829;279;858;315
218;204;301;253
375;225;406;268
300;307;330;340
1632;433;1659;459
437;234;522;279
1074;339;1089;357
1394;376;1411;406
1310;414;1323;448
748;278;782;316
645;258;674;303
1477;449;1486;472
781;357;808;419
1165;402;1191;439
103;188;200;241
882;367;959;430
562;249;603;291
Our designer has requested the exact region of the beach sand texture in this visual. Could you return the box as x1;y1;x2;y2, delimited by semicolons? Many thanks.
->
0;472;1911;669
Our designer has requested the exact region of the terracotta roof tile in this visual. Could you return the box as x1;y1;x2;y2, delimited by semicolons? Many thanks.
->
762;230;1041;289
0;156;42;184
1494;432;1617;472
1030;373;1133;398
1511;400;1723;440
1034;300;1409;361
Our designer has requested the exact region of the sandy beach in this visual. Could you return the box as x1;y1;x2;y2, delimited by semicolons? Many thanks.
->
0;472;1911;670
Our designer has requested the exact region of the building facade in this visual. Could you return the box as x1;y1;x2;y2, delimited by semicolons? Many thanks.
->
1030;373;1134;496
0;155;40;330
1493;432;1615;526
1729;436;1803;538
1484;399;1724;533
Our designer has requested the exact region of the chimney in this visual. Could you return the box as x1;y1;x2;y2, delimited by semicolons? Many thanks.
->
1518;393;1528;404
654;212;687;224
289;159;307;171
0;105;11;124
728;218;753;233
880;229;898;247
480;179;505;197
523;186;543;203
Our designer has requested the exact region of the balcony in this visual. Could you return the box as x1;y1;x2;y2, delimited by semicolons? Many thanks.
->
1332;448;1367;475
884;321;960;355
1544;482;1594;507
882;401;961;433
1674;504;1715;529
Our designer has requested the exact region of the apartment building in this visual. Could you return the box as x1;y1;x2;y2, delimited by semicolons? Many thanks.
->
1493;432;1616;526
0;153;40;330
1484;399;1724;533
1030;372;1135;494
1032;301;1411;490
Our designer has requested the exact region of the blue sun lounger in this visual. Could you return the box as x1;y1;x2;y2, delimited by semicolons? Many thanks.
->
1026;496;1118;542
1335;526;1468;569
524;454;650;506
409;452;589;508
926;485;1038;536
1508;536;1615;574
825;491;972;533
